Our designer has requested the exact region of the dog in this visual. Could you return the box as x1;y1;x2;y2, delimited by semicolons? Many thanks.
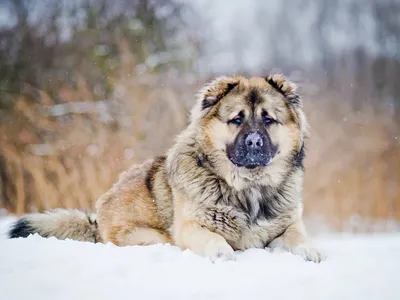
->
8;74;325;263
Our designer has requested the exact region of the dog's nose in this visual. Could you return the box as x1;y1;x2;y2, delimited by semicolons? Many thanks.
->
245;132;263;150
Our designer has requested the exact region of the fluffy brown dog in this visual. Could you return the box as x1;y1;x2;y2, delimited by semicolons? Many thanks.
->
9;74;325;263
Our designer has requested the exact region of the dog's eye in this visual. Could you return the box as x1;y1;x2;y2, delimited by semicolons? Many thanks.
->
263;117;275;126
229;117;243;126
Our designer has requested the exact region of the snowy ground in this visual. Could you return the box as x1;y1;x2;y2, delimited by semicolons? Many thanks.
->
1;217;399;300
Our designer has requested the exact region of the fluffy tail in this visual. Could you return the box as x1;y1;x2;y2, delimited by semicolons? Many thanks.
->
8;208;101;243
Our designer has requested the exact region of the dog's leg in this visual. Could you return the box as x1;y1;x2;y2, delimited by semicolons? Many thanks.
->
175;221;235;262
268;220;326;263
108;226;172;247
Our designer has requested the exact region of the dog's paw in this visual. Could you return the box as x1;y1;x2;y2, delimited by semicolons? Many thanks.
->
290;244;326;263
268;237;326;263
204;239;236;262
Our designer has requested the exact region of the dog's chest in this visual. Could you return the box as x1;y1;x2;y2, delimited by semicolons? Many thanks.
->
217;186;292;250
233;218;289;250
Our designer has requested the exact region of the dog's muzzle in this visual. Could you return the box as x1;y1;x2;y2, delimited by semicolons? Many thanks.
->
227;131;277;169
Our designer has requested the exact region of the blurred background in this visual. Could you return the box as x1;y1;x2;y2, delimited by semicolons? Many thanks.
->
0;0;399;233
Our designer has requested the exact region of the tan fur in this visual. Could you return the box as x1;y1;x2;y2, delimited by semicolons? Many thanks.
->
9;74;325;263
15;208;100;242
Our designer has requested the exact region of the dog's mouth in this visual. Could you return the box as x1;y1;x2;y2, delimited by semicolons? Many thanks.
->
228;153;274;169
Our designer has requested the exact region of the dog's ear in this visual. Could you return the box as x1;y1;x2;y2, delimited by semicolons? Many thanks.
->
200;76;240;111
265;74;301;107
266;74;308;150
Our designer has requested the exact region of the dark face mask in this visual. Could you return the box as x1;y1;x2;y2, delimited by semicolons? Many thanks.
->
227;127;277;169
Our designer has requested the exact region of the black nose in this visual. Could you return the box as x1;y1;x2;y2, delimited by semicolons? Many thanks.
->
245;132;263;150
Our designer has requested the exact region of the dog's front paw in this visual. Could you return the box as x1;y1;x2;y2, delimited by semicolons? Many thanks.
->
204;239;236;262
290;244;326;263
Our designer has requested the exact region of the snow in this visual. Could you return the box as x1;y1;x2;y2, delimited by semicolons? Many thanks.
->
1;217;399;300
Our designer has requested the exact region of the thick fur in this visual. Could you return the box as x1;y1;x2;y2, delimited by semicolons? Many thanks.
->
8;74;325;263
9;208;100;242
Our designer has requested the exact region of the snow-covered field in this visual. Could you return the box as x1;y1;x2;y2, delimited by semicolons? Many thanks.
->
1;217;399;300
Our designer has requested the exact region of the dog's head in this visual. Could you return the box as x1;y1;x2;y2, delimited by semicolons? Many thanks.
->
191;74;308;186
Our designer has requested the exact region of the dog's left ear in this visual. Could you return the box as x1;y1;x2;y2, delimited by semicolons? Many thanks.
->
266;74;308;150
265;74;301;107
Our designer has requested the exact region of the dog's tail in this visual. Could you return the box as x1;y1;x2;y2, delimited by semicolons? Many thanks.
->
8;208;101;243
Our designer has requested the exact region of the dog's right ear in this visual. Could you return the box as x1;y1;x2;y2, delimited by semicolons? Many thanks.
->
199;76;241;111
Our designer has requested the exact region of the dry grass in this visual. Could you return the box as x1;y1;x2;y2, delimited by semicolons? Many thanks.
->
302;85;400;232
1;72;399;233
0;74;191;213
